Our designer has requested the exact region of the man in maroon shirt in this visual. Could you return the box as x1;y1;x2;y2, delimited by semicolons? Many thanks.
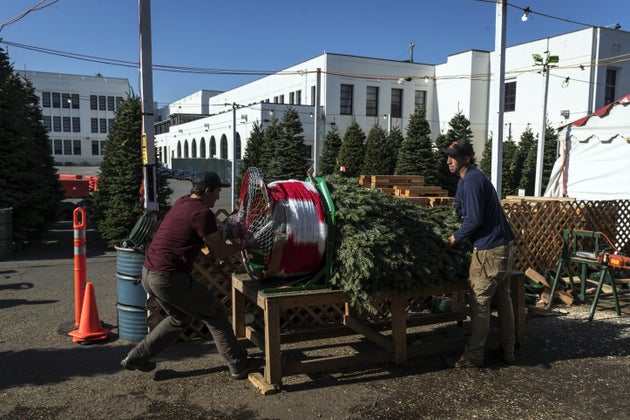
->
121;171;255;379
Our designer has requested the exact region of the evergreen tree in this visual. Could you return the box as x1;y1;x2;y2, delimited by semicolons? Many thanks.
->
91;96;171;248
280;107;309;180
515;125;536;195
336;121;366;177
319;126;342;175
240;121;264;176
386;127;404;174
0;47;62;244
258;108;308;182
433;111;474;195
396;107;436;183
258;117;281;180
479;136;493;177
501;135;518;198
362;125;390;175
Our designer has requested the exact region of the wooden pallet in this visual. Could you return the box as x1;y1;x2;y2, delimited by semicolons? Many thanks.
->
360;174;451;208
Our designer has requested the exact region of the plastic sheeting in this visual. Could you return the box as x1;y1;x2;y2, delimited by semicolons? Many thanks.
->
544;99;630;201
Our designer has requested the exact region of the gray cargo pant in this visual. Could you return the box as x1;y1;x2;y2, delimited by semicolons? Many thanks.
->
125;267;246;373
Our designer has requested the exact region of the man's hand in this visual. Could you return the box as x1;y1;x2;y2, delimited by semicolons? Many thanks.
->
448;234;456;246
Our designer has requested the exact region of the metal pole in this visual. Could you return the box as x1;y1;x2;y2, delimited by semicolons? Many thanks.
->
313;68;321;175
231;103;236;212
535;67;550;196
139;0;157;211
491;0;507;197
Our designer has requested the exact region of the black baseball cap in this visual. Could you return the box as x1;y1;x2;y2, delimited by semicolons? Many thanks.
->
192;171;230;190
443;140;474;158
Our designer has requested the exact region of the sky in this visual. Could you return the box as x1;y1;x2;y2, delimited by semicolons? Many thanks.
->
1;0;628;108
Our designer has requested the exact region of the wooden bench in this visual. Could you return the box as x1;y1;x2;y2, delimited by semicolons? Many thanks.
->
232;272;525;394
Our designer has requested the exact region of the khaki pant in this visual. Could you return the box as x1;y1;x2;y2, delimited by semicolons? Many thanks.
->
463;242;515;363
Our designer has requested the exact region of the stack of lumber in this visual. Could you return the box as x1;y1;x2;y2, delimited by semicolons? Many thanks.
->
524;267;574;307
358;175;453;207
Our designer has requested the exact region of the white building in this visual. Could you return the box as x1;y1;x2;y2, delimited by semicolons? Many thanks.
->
17;70;131;166
154;26;629;179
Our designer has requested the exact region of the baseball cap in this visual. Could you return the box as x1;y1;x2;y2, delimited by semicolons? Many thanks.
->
443;140;474;158
192;171;230;190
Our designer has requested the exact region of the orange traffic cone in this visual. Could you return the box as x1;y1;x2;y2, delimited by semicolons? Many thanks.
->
69;282;110;343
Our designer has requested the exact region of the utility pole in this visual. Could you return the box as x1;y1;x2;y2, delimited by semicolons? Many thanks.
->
491;0;507;198
313;68;321;174
532;49;558;196
231;102;237;211
139;0;157;211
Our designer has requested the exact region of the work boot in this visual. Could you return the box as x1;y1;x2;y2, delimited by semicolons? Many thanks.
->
454;355;484;368
121;356;156;372
493;346;516;364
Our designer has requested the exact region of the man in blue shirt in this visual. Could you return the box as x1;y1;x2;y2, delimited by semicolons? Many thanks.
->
444;140;516;368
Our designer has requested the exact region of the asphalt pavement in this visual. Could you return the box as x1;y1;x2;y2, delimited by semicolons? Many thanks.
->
1;186;629;418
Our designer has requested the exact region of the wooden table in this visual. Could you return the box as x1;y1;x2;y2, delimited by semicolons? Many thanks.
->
232;272;525;394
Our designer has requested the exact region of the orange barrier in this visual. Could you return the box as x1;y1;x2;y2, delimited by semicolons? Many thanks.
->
69;282;110;343
73;207;87;326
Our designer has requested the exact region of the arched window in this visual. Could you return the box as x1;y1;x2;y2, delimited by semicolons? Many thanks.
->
184;140;189;158
191;138;197;158
210;136;216;158
235;132;242;160
220;134;228;159
200;137;206;158
177;141;182;158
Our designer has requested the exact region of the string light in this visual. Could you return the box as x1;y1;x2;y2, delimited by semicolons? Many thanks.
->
521;7;530;22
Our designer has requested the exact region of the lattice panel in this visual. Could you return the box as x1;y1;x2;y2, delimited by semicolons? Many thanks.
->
502;199;630;274
280;304;346;330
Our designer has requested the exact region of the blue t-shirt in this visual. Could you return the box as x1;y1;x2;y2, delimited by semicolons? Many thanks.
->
453;167;515;250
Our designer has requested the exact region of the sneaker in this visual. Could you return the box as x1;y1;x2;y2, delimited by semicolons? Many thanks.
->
230;358;257;380
454;356;483;368
121;356;156;372
494;346;516;364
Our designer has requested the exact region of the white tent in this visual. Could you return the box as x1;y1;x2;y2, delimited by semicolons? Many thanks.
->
544;94;630;201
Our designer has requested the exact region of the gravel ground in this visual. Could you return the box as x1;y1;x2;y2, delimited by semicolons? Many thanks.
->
0;217;629;419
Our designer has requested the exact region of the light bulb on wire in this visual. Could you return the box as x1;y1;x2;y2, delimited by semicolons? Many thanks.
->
521;7;530;22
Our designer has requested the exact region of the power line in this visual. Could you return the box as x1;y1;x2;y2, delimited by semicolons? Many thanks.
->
0;0;60;32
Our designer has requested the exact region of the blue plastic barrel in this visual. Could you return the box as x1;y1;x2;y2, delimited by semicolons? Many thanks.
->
117;304;148;342
115;246;147;342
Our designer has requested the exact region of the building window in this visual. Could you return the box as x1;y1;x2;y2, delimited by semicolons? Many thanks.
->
90;95;98;110
391;88;403;118
210;137;216;157
98;96;106;111
414;90;427;112
54;139;62;155
63;117;71;132
91;118;98;133
220;135;228;159
100;118;107;133
311;86;316;106
340;84;353;115
273;96;278;103
366;86;379;117
108;118;114;132
107;96;115;111
184;141;189;158
71;94;80;109
116;97;123;110
63;140;72;155
62;93;71;108
92;141;100;155
505;81;516;112
289;92;295;105
279;95;284;104
191;139;197;158
42;92;51;108
53;116;62;132
52;92;61;108
100;141;106;154
605;68;617;105
296;90;301;105
200;138;206;158
43;116;52;131
72;117;80;132
73;140;81;155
